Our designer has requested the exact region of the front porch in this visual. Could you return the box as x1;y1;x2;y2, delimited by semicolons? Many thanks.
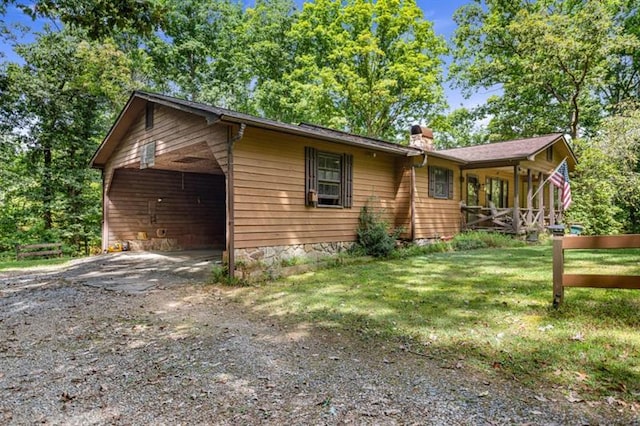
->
437;133;577;236
459;162;567;234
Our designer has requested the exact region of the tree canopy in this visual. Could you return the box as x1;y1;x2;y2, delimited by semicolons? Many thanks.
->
451;0;638;140
278;0;447;139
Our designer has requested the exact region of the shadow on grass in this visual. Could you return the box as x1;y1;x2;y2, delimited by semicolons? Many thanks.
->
240;246;640;400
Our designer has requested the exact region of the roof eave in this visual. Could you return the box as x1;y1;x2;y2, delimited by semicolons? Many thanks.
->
217;114;421;156
459;157;526;170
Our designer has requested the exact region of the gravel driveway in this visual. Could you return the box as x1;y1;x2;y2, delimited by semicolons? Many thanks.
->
1;254;637;425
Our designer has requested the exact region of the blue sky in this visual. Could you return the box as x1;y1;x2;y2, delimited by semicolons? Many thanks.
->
0;0;489;111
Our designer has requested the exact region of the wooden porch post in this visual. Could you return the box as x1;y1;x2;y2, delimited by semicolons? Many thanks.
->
526;168;533;227
513;165;520;234
552;237;564;307
537;172;544;228
548;181;555;226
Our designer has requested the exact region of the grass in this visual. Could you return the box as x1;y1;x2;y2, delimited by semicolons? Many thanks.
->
0;256;74;271
234;243;640;402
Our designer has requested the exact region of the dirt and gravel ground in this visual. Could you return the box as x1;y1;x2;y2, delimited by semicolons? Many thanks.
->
1;252;638;425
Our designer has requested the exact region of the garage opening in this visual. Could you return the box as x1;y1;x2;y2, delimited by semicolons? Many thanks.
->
107;168;225;251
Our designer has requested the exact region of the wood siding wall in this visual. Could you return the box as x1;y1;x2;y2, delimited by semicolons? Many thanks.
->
108;169;225;249
232;127;404;249
103;104;228;193
413;157;462;239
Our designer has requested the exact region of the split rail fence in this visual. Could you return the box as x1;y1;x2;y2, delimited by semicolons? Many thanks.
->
553;235;640;307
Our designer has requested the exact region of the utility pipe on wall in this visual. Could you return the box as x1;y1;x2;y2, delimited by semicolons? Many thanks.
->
410;152;428;241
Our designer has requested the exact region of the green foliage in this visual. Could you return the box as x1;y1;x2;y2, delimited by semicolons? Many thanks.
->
10;0;165;39
0;255;73;271
144;0;246;107
209;264;228;284
0;28;132;252
239;0;298;118
452;230;525;250
209;263;249;286
431;107;489;148
355;203;397;258
452;235;487;251
390;241;451;259
451;0;638;139
568;105;640;234
278;0;447;140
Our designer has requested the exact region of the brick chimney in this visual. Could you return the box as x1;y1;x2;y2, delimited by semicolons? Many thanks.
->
409;125;434;151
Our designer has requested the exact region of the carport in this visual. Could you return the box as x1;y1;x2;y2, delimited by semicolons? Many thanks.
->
91;94;231;253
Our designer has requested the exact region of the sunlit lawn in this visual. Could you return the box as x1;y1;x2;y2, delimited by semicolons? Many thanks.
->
234;245;640;402
0;256;73;271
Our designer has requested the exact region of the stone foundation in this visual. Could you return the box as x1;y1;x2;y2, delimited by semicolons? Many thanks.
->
234;241;354;273
235;241;354;265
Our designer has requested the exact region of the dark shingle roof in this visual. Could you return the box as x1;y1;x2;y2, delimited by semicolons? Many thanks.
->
132;92;423;157
439;134;565;163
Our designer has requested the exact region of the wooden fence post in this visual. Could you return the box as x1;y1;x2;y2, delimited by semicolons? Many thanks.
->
552;237;564;308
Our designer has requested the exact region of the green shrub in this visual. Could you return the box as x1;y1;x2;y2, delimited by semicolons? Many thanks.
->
355;203;397;257
209;264;247;286
452;231;525;251
391;241;452;259
452;237;487;251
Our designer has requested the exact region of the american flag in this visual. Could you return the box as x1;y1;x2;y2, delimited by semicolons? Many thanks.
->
550;160;572;210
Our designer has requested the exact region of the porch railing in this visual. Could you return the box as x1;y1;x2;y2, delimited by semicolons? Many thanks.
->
462;205;564;233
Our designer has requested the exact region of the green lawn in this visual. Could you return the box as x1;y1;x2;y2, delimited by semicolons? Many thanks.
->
234;244;640;402
0;256;73;271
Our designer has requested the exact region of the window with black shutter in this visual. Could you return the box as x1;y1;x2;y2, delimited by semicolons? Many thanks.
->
305;147;353;208
428;166;454;199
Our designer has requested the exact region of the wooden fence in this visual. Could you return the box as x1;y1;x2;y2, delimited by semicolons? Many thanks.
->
553;235;640;307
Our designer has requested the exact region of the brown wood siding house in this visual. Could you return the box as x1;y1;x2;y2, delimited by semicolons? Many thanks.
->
91;92;575;275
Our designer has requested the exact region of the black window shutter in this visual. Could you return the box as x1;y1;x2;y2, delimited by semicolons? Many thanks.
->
428;166;435;197
305;147;317;206
448;169;454;199
342;153;353;208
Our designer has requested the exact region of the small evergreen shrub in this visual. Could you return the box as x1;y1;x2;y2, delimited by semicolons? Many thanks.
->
355;203;397;258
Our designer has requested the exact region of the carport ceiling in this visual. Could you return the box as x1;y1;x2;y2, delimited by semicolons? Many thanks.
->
126;141;224;175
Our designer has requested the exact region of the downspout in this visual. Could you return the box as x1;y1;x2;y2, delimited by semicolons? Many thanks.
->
226;123;246;279
410;152;428;241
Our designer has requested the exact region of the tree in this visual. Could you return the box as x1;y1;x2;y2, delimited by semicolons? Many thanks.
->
602;0;640;112
2;0;164;39
144;0;246;107
451;0;638;139
568;103;640;234
431;107;489;148
0;28;132;249
237;0;298;118
278;0;447;140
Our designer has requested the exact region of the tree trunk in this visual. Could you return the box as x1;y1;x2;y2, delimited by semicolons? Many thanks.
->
570;100;579;139
42;144;53;230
